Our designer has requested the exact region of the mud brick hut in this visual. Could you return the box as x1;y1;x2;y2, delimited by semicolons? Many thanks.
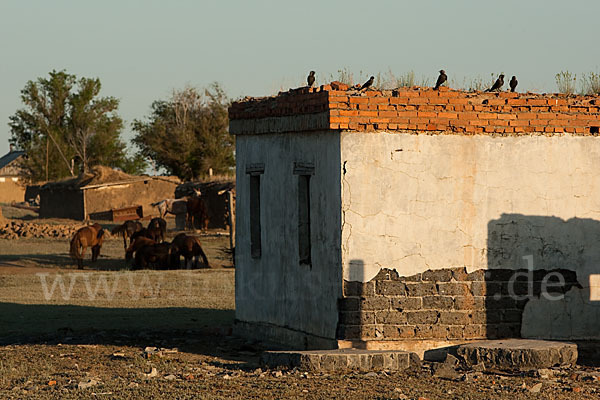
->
229;83;600;353
39;166;180;220
0;149;26;203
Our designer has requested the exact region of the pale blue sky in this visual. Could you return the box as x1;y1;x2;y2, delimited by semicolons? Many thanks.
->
1;0;598;155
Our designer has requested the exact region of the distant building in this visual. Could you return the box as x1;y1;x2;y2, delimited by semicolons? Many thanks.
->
39;166;180;220
0;148;26;203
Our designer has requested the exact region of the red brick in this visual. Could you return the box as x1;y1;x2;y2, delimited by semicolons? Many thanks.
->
507;99;528;106
339;109;358;116
369;97;389;104
448;98;469;105
330;116;350;124
509;119;529;126
379;110;398;118
329;96;349;103
409;98;429;105
487;99;506;106
469;120;488;126
530;119;549;126
528;99;547;106
438;112;458;119
378;105;395;111
517;112;537;119
358;104;378;110
478;112;497;119
398;111;417;118
359;111;378;117
364;91;382;97
417;111;436;118
350;97;368;104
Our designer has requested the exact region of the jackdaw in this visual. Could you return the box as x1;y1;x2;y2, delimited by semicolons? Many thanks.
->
486;74;505;92
434;70;447;90
510;76;518;92
307;71;315;87
360;76;375;91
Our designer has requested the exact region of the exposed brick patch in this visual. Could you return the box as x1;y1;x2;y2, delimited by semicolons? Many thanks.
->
230;85;600;136
338;267;579;342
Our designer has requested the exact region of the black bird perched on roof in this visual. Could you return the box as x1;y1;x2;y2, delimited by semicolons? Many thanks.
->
510;76;518;92
486;74;505;92
307;71;315;87
434;69;447;90
360;76;375;91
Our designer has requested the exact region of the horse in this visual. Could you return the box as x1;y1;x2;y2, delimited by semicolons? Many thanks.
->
151;199;180;219
70;223;105;269
125;236;156;262
130;228;154;243
147;217;167;243
186;189;209;231
170;233;210;269
133;242;172;270
111;220;143;249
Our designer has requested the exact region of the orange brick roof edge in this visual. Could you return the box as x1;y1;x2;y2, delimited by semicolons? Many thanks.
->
229;82;600;136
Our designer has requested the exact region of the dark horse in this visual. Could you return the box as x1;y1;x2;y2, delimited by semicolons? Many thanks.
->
125;236;156;262
170;233;210;269
147;217;167;243
70;223;105;269
111;220;143;249
186;189;209;231
133;242;172;270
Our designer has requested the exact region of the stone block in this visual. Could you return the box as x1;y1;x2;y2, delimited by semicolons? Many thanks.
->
457;339;578;370
375;310;408;325
406;282;437;296
439;311;472;325
422;269;453;282
360;297;390;311
375;280;407;296
391;297;422;310
344;281;376;297
406;310;439;324
438;282;471;296
422;295;453;310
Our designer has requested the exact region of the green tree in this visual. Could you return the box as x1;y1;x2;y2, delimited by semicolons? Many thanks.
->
9;70;146;182
132;83;234;181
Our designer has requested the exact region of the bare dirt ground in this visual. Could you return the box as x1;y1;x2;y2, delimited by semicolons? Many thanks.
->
1;206;600;399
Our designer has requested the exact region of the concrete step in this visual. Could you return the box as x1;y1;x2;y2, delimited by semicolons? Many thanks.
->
261;349;420;372
457;339;577;370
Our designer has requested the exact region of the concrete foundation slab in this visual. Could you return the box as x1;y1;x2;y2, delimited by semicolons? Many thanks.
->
261;349;420;372
457;339;577;370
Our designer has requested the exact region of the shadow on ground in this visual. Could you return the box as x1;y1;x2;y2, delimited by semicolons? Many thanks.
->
0;303;258;367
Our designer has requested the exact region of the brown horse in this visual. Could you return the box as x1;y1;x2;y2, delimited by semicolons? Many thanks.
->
147;217;167;243
170;233;209;269
111;220;143;249
70;223;105;269
133;242;172;270
125;236;156;262
186;189;209;231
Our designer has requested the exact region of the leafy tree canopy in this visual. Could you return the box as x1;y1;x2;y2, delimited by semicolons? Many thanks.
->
9;70;146;182
132;83;234;181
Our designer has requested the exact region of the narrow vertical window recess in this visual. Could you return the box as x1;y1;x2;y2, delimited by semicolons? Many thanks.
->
246;163;264;259
294;162;314;267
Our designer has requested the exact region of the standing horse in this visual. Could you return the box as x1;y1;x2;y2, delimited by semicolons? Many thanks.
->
151;199;179;219
186;189;209;231
111;220;143;249
147;217;167;243
70;223;105;269
170;233;210;269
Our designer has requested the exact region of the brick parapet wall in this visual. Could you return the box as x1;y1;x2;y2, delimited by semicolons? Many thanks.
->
229;84;600;135
337;267;578;342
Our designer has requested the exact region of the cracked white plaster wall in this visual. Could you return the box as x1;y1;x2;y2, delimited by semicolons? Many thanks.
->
340;132;600;282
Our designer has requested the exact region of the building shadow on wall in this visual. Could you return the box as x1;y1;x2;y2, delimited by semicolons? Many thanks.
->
487;214;600;364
